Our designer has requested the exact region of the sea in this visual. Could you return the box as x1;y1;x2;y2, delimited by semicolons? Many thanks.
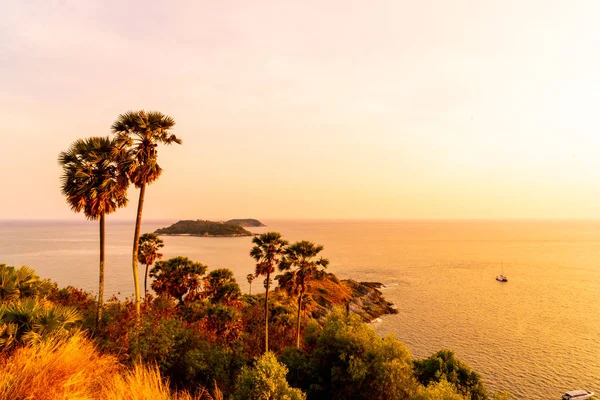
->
0;219;599;399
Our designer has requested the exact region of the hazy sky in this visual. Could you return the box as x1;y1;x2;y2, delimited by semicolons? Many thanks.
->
2;0;600;220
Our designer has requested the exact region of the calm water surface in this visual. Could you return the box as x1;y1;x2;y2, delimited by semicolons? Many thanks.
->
1;219;599;399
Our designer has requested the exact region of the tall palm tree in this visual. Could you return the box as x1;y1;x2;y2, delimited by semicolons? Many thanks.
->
250;232;288;353
246;274;255;295
111;110;181;316
58;137;129;324
138;233;164;298
279;240;329;348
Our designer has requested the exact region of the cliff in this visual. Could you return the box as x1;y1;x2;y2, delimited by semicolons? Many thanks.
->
301;272;397;322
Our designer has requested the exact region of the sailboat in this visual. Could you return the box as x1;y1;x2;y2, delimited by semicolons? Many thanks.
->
496;264;508;282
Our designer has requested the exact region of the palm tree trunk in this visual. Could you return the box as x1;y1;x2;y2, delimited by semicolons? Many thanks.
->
296;291;303;349
264;271;270;353
144;264;149;300
97;212;105;327
132;183;146;317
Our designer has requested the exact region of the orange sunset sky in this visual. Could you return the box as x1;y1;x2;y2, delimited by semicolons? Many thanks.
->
1;1;600;220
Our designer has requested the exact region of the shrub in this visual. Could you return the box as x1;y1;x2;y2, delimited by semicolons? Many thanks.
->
233;352;306;400
414;350;487;400
414;379;468;400
298;309;417;400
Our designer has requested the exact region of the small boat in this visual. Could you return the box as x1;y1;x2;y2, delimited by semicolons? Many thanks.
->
562;390;595;400
496;264;508;282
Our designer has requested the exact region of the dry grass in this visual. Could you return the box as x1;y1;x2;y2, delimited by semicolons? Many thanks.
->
0;333;204;400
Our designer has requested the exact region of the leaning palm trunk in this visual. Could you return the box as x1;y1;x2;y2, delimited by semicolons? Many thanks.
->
296;289;304;349
131;184;146;317
97;213;105;326
264;271;270;353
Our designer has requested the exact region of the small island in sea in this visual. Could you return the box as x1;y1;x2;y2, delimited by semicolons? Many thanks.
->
225;218;266;227
155;219;264;237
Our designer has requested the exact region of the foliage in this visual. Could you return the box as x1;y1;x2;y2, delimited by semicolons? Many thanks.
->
0;264;55;301
287;309;417;400
204;268;241;303
414;350;488;400
94;297;244;396
414;380;468;400
111;110;180;188
233;352;306;400
156;220;252;236
241;292;299;358
58;136;130;220
183;300;244;345
0;298;81;349
150;257;208;305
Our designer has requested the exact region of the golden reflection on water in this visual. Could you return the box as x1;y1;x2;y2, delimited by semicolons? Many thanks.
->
1;219;599;399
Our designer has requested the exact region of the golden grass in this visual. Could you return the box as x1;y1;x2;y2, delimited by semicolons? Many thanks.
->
0;333;204;400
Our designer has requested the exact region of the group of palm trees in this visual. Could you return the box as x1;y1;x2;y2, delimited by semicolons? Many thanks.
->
250;232;329;351
58;110;181;324
58;111;326;351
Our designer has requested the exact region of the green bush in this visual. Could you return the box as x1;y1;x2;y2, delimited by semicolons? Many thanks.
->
415;379;468;400
289;309;417;400
234;352;306;400
414;350;487;400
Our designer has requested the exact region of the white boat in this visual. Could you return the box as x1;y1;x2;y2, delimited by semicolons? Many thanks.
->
562;390;595;400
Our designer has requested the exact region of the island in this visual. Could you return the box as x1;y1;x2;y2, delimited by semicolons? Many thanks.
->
155;219;254;237
225;218;266;227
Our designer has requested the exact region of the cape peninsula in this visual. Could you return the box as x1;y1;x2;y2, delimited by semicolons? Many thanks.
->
155;219;264;237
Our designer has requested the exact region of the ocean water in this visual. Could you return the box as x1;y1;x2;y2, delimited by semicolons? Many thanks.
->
0;219;599;399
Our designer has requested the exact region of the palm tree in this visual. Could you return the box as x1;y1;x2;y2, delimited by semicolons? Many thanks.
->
250;232;288;353
279;240;329;348
246;274;255;295
150;256;207;305
58;137;129;324
138;233;164;298
111;110;181;316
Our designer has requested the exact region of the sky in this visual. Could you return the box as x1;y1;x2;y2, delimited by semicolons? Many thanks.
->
1;0;600;220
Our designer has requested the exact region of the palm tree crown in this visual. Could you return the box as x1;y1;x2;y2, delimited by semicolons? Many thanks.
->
250;232;289;278
111;110;180;188
58;137;129;219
